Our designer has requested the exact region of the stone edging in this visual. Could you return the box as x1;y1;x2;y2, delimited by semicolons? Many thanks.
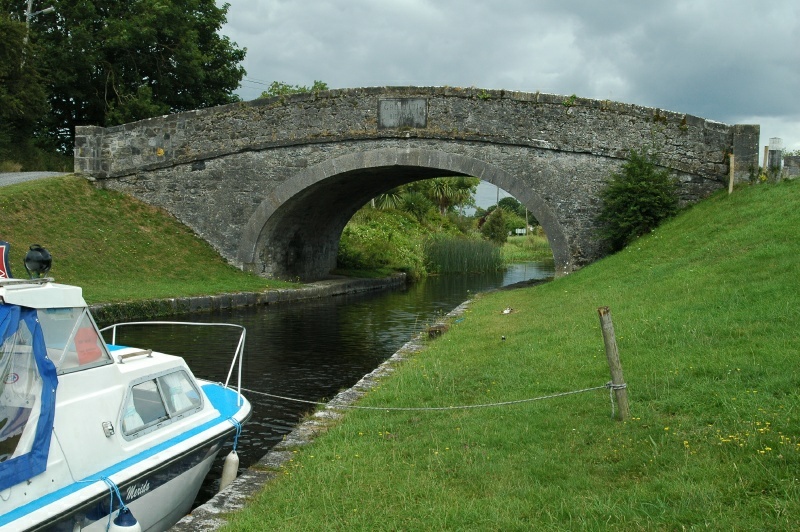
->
90;274;407;322
170;299;472;531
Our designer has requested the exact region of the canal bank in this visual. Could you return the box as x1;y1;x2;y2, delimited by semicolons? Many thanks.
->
170;299;471;531
90;274;407;323
85;266;552;530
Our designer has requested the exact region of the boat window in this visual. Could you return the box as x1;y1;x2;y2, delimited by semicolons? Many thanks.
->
37;307;112;374
158;371;202;416
0;319;40;463
121;370;203;439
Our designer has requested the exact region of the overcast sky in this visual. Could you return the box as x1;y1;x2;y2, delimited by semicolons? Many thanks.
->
220;0;800;155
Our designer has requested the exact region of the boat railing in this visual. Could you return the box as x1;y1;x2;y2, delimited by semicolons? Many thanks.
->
98;321;246;406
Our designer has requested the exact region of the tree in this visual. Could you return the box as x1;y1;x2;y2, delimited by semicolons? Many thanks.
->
406;177;479;215
3;0;247;152
597;149;679;252
372;187;403;210
498;197;524;217
480;207;507;245
371;177;479;220
0;14;48;162
259;80;329;99
498;196;538;226
401;191;435;221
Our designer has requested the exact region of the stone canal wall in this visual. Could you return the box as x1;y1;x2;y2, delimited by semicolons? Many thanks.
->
91;274;406;322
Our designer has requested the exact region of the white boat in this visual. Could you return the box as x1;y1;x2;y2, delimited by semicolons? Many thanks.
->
0;272;251;531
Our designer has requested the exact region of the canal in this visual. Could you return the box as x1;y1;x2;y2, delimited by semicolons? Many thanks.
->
103;261;554;502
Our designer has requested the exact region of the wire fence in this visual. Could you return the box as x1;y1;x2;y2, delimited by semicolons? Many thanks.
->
238;381;626;417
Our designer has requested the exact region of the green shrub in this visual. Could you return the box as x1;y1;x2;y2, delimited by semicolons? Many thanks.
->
502;209;527;235
597;149;679;252
337;208;427;278
480;207;507;244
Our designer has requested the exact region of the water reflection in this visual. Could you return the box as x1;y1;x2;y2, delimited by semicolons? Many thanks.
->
99;261;554;499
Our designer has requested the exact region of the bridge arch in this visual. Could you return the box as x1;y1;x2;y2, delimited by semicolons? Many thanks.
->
238;148;571;280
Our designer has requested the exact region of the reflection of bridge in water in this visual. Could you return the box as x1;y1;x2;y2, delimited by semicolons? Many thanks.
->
74;87;759;281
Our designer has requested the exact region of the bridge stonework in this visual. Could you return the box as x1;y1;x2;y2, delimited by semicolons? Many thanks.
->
74;87;759;281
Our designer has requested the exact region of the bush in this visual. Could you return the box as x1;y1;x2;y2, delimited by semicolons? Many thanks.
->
337;208;427;278
502;210;528;236
597;149;679;252
480;207;507;244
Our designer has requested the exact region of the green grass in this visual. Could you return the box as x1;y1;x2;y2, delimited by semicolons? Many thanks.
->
222;180;800;531
502;231;553;263
0;175;295;303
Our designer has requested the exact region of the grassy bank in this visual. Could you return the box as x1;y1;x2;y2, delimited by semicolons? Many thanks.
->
222;180;800;530
502;231;553;263
0;175;294;303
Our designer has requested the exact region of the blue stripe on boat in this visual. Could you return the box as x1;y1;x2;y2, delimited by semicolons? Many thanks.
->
0;384;242;526
106;344;128;351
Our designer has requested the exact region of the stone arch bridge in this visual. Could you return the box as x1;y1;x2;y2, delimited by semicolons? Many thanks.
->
75;87;758;281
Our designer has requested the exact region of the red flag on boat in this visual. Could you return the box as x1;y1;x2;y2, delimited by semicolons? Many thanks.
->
0;241;12;279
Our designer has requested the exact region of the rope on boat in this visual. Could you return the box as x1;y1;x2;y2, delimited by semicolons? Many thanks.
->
228;418;242;452
237;382;619;412
100;477;129;530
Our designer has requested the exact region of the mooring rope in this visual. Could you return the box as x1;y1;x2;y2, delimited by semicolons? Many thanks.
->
237;382;620;413
228;417;242;452
100;477;129;530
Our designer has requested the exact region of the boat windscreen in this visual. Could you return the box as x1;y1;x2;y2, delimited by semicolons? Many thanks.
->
37;307;113;374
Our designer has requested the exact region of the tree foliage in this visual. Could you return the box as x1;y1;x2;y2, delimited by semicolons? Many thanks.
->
417;177;478;214
597;149;679;252
400;191;435;221
374;177;479;217
480;207;507;245
259;80;329;99
2;0;246;153
0;14;48;161
497;196;538;226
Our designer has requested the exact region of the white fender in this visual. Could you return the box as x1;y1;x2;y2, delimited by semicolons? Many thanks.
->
219;450;239;492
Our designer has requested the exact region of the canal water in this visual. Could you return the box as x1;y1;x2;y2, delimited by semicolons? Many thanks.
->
102;261;554;501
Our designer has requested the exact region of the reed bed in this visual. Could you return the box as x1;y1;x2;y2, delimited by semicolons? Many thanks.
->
424;236;504;273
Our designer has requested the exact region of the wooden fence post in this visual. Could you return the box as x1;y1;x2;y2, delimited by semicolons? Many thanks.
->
597;306;630;421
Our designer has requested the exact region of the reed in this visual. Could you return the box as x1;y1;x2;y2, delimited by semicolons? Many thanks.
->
424;236;504;273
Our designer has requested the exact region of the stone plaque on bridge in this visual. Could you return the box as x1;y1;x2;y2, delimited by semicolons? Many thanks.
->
378;99;427;129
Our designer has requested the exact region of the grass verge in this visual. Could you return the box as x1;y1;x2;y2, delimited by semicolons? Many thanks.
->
0;175;295;303
502;231;553;263
221;180;800;530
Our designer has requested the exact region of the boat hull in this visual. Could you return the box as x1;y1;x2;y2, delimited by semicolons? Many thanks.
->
2;383;250;532
39;436;224;531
